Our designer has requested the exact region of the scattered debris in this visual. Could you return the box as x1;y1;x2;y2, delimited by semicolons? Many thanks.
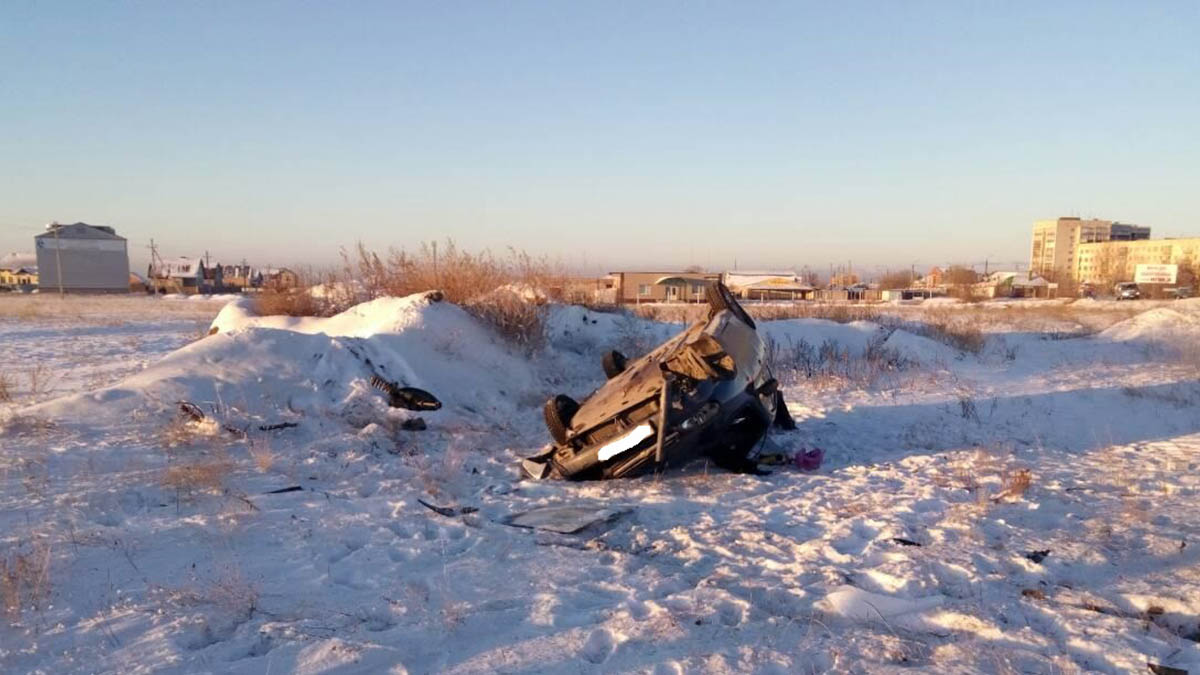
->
399;418;427;431
176;401;299;438
794;447;824;471
265;486;303;494
891;537;922;547
417;499;478;517
369;376;442;411
1021;588;1046;600
1025;549;1051;564
503;505;630;534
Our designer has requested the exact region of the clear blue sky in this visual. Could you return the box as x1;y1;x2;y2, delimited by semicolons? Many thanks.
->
2;1;1198;275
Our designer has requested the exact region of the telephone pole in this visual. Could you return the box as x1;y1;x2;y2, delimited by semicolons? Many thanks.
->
52;222;64;298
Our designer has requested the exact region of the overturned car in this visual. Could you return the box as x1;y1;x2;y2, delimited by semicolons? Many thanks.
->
523;282;794;481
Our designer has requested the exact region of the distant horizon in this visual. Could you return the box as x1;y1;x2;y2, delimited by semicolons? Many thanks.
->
6;214;1188;282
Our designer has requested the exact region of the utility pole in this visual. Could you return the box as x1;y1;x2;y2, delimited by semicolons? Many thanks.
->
51;222;64;298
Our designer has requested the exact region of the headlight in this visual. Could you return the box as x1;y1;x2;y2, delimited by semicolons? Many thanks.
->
596;423;655;462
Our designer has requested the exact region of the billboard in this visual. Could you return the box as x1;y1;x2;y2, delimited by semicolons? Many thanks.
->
1134;264;1178;284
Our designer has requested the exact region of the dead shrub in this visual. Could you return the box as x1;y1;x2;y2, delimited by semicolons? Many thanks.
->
1;539;53;621
252;287;325;318
248;437;274;473
769;334;913;388
26;363;55;399
0;372;12;403
463;291;547;352
162;457;233;494
993;469;1033;503
346;240;564;305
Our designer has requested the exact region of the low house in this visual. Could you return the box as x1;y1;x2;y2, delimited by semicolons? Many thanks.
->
881;287;947;301
546;276;615;304
148;257;206;294
973;271;1053;299
0;265;38;292
609;271;720;304
817;285;882;302
723;271;815;301
220;264;260;290
260;267;299;290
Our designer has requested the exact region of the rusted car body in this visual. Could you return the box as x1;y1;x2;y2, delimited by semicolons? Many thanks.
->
523;283;792;480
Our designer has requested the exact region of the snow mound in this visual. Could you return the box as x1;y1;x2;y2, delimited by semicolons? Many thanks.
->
820;585;945;620
33;292;541;429
762;319;958;365
1098;307;1200;344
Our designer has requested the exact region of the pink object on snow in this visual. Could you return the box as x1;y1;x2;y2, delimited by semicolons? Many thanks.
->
794;447;824;471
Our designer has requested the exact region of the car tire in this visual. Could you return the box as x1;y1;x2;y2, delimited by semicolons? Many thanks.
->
543;394;579;445
601;350;628;379
705;282;756;329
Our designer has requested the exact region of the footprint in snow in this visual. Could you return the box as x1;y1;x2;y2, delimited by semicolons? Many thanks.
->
582;628;615;664
717;600;744;626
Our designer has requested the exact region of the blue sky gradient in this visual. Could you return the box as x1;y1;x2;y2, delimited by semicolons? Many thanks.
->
2;1;1198;274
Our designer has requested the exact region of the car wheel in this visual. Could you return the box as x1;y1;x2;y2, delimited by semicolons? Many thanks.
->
601;350;628;379
705;282;756;329
543;394;579;445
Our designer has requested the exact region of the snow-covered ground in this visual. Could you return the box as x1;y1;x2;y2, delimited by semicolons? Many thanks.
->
2;294;1199;673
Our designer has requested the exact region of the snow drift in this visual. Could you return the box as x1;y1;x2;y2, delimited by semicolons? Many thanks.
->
31;293;544;432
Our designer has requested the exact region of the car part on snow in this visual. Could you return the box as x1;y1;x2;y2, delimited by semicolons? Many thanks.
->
399;417;427;431
417;499;478;517
265;485;304;494
178;401;206;423
601;349;628;379
795;447;824;471
176;400;301;437
523;281;794;481
369;375;442;411
1025;549;1051;564
502;505;630;534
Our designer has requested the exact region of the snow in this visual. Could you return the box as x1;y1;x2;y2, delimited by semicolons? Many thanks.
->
2;293;1200;673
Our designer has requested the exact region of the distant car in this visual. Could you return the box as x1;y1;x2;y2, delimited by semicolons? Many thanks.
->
1165;286;1193;299
1078;284;1097;299
1114;282;1140;300
522;282;793;481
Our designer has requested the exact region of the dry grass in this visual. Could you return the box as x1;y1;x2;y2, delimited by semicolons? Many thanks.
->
248;437;274;473
251;287;325;317
26;363;54;399
768;334;914;388
162;457;233;494
247;240;561;349
0;372;12;403
993;469;1033;503
1;539;53;621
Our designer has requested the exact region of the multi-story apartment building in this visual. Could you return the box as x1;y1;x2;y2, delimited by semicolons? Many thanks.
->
1075;237;1200;284
1030;217;1150;280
